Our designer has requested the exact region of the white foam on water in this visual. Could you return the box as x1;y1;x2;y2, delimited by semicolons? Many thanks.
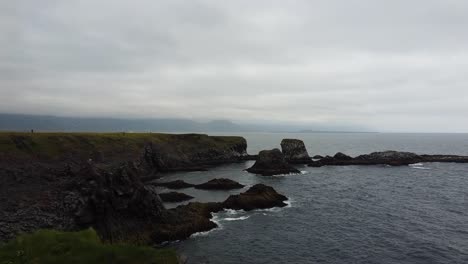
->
224;209;246;215
270;171;308;177
409;163;431;170
190;214;223;238
224;216;250;221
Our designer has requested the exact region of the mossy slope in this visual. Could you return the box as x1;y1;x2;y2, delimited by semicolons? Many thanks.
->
0;229;178;264
0;132;246;164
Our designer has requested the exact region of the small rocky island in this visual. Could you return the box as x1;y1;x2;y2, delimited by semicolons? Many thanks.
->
153;178;245;190
309;150;468;167
281;138;312;163
246;148;301;176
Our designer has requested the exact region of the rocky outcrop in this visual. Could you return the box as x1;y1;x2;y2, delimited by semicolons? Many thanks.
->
1;133;250;176
280;139;311;164
153;184;288;243
195;178;245;190
312;155;324;159
247;149;300;176
152;180;195;189
159;192;194;203
223;184;288;211
309;150;468;167
0;159;289;245
153;178;245;190
334;152;353;160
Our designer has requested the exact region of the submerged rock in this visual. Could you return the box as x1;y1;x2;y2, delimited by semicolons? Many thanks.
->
280;139;311;163
223;184;288;211
246;149;300;176
195;178;245;190
158;192;194;202
152;180;195;189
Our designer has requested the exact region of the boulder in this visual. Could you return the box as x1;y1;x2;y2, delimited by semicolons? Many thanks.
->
195;178;245;190
158;192;194;202
223;184;288;211
312;155;324;159
280;139;311;163
246;149;300;176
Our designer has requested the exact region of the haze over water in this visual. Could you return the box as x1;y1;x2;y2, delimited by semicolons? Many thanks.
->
156;133;468;264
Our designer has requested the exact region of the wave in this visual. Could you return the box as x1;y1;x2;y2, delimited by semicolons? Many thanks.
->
409;163;431;170
224;216;250;221
190;214;223;238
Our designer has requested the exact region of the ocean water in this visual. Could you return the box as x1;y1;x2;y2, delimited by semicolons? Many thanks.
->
158;133;468;264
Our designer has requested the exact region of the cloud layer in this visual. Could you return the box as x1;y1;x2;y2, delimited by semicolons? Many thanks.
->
2;0;468;132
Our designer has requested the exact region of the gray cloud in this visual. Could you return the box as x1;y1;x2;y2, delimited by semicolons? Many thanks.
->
1;0;468;132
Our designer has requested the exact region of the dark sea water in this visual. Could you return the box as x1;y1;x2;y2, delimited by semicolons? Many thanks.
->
158;133;468;264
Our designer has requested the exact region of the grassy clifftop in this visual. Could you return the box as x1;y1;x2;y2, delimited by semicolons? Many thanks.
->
0;229;178;264
0;132;246;163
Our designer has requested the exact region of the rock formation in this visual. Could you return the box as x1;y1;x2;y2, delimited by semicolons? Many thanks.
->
309;150;468;167
152;180;195;189
158;192;194;202
246;149;300;176
195;178;245;190
153;178;245;190
223;184;288;211
280;139;311;163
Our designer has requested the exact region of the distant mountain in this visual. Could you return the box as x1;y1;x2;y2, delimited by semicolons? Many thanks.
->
0;113;373;133
0;113;246;133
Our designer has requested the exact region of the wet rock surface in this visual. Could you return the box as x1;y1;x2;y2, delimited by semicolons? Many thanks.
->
247;149;300;176
280;139;311;164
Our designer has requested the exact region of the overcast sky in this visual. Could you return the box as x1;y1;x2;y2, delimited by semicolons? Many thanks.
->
1;0;468;132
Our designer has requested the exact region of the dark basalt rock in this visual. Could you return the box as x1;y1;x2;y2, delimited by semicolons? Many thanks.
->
280;139;311;164
334;152;353;160
312;155;324;159
152;180;195;189
246;149;300;176
195;178;245;190
223;184;288;211
152;184;288;243
158;192;194;202
308;150;468;167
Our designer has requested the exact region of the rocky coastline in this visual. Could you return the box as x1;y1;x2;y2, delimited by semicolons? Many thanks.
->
0;132;285;245
3;132;468;247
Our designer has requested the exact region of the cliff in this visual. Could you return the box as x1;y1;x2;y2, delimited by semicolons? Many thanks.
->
0;132;248;172
0;132;250;243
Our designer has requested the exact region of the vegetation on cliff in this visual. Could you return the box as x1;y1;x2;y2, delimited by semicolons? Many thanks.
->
0;229;178;264
0;132;247;164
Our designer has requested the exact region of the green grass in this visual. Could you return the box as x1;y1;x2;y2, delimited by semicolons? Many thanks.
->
0;229;178;264
0;132;245;161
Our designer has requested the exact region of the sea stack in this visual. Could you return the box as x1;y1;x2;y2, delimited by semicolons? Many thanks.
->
280;139;311;164
247;148;300;176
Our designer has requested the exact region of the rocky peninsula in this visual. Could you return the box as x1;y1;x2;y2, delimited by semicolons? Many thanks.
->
0;132;284;245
